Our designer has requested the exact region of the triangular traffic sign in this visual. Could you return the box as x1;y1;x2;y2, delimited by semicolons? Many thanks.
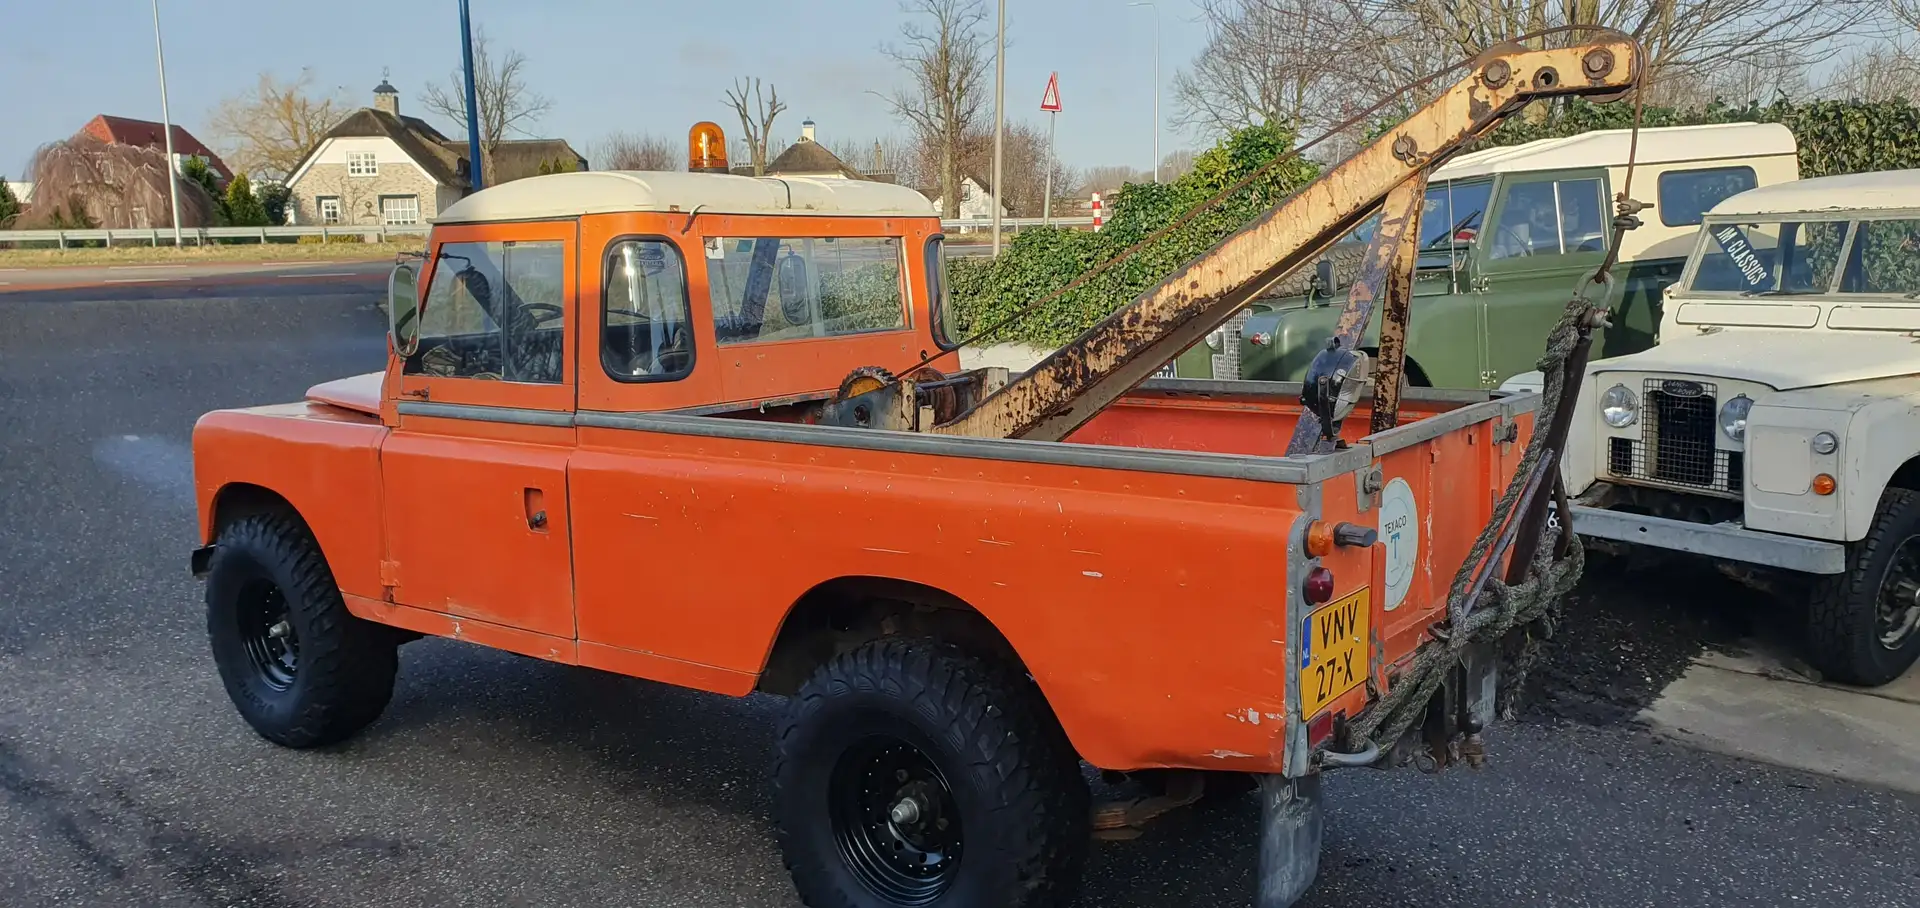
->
1040;72;1062;112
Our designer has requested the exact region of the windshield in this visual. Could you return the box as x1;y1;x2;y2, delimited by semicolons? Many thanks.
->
1688;218;1849;295
1839;218;1920;296
1420;180;1493;253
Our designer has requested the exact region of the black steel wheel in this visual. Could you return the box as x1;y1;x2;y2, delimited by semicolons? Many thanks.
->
1809;489;1920;686
235;579;299;691
1875;537;1920;651
774;638;1089;908
829;736;964;905
205;511;398;748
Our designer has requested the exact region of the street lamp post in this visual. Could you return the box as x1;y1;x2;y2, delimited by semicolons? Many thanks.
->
991;0;1006;256
1129;1;1161;184
459;0;486;191
150;0;183;245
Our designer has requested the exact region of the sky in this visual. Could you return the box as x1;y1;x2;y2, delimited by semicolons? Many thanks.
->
0;0;1209;181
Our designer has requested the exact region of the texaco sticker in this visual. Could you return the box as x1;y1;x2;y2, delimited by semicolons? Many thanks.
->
1379;478;1419;611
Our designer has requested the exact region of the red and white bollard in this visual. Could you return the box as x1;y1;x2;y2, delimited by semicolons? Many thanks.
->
1091;192;1103;232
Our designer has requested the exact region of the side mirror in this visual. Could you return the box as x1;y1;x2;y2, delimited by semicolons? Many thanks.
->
388;263;422;356
1313;259;1335;306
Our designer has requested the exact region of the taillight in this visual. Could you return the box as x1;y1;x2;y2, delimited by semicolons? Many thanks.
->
1307;711;1336;748
1303;566;1335;605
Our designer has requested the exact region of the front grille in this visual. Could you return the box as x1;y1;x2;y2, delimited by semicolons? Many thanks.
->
1605;379;1739;497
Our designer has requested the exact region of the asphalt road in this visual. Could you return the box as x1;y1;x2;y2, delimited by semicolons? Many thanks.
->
1;287;1916;908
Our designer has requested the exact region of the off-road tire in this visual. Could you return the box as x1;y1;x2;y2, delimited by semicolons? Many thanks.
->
206;512;398;748
1807;489;1920;687
773;638;1090;908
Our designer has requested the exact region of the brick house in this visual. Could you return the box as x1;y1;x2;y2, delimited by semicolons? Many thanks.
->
80;114;232;182
284;80;586;227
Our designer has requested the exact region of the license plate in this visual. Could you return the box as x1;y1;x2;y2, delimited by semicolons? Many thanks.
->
1300;588;1370;718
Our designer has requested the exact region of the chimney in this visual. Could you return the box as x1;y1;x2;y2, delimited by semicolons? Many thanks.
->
373;78;400;116
800;118;816;143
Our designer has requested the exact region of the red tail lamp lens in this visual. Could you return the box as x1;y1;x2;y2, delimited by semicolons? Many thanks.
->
1303;566;1335;605
1307;711;1336;747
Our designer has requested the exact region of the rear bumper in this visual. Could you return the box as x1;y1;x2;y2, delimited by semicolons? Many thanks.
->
1568;505;1847;575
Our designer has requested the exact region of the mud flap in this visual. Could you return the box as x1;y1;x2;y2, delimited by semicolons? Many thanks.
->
1255;773;1324;908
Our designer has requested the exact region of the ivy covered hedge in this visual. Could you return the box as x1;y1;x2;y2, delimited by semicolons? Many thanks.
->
951;98;1920;349
947;124;1319;348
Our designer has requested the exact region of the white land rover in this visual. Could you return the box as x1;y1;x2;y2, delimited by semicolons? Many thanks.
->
1553;169;1920;686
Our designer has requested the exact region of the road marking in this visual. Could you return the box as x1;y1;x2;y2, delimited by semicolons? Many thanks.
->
103;278;174;284
107;264;188;270
283;272;357;278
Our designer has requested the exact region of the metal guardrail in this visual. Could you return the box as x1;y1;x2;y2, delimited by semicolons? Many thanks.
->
0;217;1099;250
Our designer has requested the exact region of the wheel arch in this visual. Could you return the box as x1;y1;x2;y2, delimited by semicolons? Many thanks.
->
756;576;1035;698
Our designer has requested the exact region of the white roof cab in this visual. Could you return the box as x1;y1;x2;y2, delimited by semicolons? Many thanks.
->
1433;123;1797;181
435;170;939;224
1706;168;1920;218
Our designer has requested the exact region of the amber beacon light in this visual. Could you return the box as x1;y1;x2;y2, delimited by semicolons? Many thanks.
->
689;122;730;174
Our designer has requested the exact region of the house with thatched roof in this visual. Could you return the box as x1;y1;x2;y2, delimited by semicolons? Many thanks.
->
284;79;586;227
931;174;1010;225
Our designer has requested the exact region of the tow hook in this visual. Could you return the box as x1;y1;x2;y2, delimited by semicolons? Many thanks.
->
1318;740;1382;770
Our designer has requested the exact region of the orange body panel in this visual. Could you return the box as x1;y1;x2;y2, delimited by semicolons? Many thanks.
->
193;207;1534;776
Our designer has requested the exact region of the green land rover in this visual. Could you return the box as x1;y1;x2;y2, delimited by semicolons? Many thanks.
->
1170;123;1801;387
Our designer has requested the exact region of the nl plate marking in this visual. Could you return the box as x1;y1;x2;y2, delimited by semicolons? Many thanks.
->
1301;587;1371;718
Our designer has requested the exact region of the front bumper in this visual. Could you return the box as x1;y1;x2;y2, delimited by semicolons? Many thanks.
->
1568;505;1846;575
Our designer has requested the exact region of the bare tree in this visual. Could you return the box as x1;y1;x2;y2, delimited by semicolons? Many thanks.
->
1171;0;1380;141
1899;1;1920;32
1175;0;1877;146
723;78;788;176
422;28;554;186
208;70;347;180
882;0;993;219
1821;43;1920;103
595;131;681;171
824;135;928;186
1079;165;1154;197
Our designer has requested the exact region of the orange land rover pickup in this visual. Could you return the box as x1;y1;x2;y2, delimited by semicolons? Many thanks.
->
189;63;1600;900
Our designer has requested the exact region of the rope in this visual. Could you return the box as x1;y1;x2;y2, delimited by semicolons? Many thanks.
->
1350;38;1650;753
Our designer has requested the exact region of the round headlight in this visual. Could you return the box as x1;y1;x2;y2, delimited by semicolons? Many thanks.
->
1601;384;1639;428
1205;328;1226;353
1812;431;1839;455
1720;395;1754;442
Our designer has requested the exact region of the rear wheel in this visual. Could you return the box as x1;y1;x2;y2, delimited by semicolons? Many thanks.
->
206;513;398;748
1808;489;1920;686
774;639;1089;908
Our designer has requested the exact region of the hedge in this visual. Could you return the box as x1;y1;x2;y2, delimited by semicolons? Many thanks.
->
947;123;1319;348
951;97;1920;349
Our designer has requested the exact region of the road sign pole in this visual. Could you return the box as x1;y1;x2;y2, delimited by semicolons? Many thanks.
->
1042;110;1057;225
1039;72;1063;227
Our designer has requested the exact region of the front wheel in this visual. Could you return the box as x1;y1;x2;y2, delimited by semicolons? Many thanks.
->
1807;489;1920;687
206;513;398;748
773;639;1090;908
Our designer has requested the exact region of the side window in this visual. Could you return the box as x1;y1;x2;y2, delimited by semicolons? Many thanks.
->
706;236;907;345
1657;167;1757;228
1782;221;1848;293
405;240;566;383
603;239;695;382
928;235;959;350
1490;178;1605;260
1490;182;1561;259
1841;219;1920;295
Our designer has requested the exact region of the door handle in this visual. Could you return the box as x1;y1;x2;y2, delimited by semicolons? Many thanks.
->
524;488;549;532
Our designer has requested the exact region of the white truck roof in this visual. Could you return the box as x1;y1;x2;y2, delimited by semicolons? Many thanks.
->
1707;168;1920;218
1432;123;1796;181
435;171;938;224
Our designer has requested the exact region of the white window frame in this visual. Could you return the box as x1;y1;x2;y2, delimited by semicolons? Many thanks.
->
346;151;378;177
380;195;421;226
318;197;342;225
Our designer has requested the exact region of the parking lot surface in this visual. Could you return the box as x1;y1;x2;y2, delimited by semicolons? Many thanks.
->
2;288;1916;907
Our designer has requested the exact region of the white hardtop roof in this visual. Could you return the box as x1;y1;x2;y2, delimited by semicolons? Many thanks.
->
1707;168;1920;217
435;170;938;223
1432;123;1796;182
